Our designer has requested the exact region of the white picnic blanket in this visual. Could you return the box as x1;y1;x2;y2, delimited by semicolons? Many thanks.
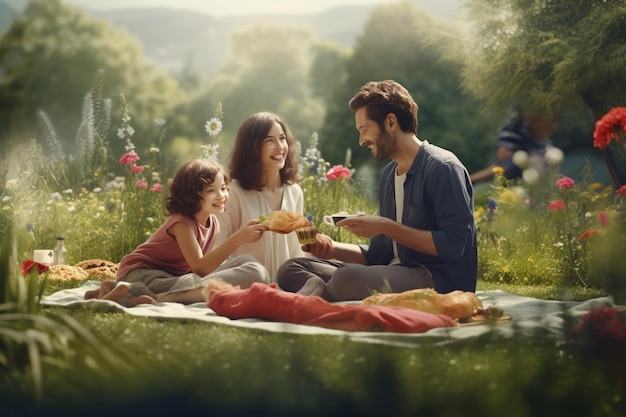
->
43;281;615;348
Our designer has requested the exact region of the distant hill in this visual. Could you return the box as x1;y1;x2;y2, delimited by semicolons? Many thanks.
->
89;5;374;76
0;0;463;77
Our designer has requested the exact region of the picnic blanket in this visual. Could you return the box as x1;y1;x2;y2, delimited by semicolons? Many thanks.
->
42;281;616;347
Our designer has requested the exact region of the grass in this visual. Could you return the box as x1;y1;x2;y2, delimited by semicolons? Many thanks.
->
1;279;620;417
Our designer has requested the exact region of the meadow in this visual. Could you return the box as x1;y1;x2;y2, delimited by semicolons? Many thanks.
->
1;94;626;417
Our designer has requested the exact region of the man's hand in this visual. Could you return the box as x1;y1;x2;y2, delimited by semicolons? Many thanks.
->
303;233;334;259
336;215;388;239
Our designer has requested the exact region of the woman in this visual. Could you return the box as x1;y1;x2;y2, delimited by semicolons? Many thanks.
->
217;112;306;281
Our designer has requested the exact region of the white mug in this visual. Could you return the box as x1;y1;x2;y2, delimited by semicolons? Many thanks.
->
323;213;363;226
33;249;54;265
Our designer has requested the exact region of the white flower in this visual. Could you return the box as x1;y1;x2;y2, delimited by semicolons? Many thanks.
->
68;205;76;212
127;126;135;136
205;117;223;136
117;128;125;139
51;192;62;201
1;196;9;202
5;179;17;189
201;144;220;160
63;189;73;194
93;187;102;193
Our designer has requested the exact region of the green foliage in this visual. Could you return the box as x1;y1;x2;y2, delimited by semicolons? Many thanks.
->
299;133;378;243
0;237;130;408
171;22;326;153
319;2;500;175
0;0;181;154
475;168;626;303
461;0;626;119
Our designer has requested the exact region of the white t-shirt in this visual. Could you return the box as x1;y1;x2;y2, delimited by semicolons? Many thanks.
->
216;179;306;281
390;168;406;265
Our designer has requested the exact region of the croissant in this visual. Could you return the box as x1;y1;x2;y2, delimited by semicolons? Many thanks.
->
362;288;483;320
260;210;311;234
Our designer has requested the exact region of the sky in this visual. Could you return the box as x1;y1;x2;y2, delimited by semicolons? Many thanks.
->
63;0;401;17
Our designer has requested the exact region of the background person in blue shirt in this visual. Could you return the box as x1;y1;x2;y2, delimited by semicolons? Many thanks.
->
470;110;555;184
277;80;477;301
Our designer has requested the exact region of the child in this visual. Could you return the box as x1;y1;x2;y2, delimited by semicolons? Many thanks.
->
85;158;270;306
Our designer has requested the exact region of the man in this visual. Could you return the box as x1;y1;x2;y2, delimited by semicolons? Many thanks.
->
470;110;555;184
277;80;477;301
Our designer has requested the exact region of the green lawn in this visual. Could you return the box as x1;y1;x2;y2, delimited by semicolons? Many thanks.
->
1;280;622;417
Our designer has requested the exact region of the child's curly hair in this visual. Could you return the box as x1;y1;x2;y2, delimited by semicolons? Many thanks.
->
166;159;229;217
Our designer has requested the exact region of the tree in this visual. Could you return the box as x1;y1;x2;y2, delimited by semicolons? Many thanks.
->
319;3;499;174
171;22;327;159
0;0;181;158
460;0;626;120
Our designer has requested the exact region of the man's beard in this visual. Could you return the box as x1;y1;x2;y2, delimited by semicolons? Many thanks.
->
373;129;395;162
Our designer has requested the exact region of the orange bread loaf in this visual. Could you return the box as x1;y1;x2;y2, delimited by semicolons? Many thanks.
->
261;210;311;234
362;288;483;320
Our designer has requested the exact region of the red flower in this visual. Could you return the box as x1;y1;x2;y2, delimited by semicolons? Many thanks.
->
119;151;140;165
617;185;626;198
593;107;626;149
579;228;599;242
548;200;565;211
569;306;626;346
326;165;351;180
597;211;609;226
130;164;144;173
150;183;163;192
555;176;575;189
135;180;148;189
21;260;50;276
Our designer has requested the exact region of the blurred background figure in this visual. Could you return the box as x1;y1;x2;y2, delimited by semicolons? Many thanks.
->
470;110;562;184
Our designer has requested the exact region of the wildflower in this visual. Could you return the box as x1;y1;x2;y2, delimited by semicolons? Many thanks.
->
597;211;609;226
5;179;17;189
548;200;565;211
93;187;102;193
120;151;140;165
150;183;163;192
492;166;505;177
498;189;518;207
326;165;352;180
593;107;626;149
51;192;62;201
63;189;73;194
568;306;626;356
131;164;145;173
617;185;626;198
205;117;223;136
555;177;575;190
26;222;34;232
1;196;9;202
579;229;599;242
21;260;50;276
154;118;166;128
201;144;220;160
67;206;76;212
149;147;160;154
135;180;148;189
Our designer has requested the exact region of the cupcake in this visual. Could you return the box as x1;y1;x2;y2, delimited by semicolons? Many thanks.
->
295;226;317;244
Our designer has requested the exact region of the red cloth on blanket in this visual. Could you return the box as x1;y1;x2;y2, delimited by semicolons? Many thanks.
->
207;283;457;333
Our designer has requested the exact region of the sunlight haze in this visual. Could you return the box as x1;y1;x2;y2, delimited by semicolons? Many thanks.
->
63;0;463;18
